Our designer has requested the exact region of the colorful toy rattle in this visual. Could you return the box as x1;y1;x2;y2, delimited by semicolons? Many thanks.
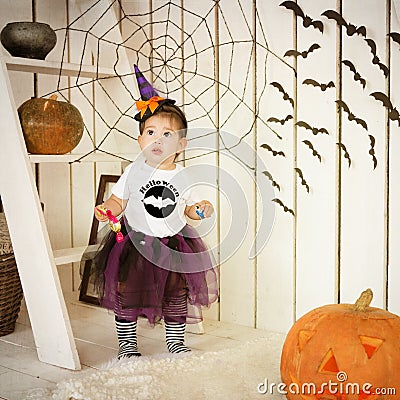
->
96;206;124;243
195;205;205;219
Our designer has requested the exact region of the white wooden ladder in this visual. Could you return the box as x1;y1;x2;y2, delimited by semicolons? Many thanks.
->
0;0;129;370
0;57;81;369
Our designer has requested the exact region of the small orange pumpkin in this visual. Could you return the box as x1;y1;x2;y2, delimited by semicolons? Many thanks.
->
18;94;84;154
280;289;400;400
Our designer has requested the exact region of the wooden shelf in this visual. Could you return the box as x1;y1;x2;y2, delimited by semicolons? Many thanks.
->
3;56;116;79
53;246;87;265
53;244;103;265
29;152;137;163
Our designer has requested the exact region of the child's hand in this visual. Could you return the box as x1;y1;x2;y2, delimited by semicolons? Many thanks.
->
195;200;214;219
94;205;108;222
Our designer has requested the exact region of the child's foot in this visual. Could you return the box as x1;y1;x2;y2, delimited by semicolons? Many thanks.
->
165;321;191;354
167;342;191;354
117;346;141;359
115;318;141;359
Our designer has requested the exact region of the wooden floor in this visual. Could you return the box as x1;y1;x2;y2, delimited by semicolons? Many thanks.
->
0;292;281;400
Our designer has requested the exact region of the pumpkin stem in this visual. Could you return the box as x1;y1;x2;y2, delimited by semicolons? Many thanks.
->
49;94;58;101
353;288;373;311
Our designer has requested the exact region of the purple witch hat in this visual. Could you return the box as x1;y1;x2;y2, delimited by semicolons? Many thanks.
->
134;64;175;122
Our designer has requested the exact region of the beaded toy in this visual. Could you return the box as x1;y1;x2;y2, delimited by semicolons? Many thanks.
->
96;206;124;243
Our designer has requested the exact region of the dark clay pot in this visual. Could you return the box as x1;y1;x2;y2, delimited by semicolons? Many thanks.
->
0;22;57;60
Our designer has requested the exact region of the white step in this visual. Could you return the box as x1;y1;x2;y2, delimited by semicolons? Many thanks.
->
4;55;116;78
29;152;137;163
53;244;100;265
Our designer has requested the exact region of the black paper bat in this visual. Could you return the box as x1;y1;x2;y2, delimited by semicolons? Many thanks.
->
296;121;329;136
295;168;310;193
270;82;294;107
337;142;351;168
272;198;295;216
321;10;366;37
302;140;322;162
260;143;285;157
335;100;368;131
365;38;389;78
267;115;293;125
280;1;323;33
303;79;335;91
262;171;281;191
368;135;378;170
342;60;366;89
389;32;400;46
284;43;320;58
370;92;400;126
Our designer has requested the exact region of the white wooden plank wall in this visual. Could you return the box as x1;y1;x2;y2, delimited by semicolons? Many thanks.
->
68;0;98;290
216;0;256;327
180;1;220;321
255;1;295;333
1;0;399;334
294;0;338;318
35;0;72;292
389;0;400;315
340;0;387;308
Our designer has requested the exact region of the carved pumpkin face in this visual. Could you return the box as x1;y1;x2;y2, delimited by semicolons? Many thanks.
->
280;290;400;400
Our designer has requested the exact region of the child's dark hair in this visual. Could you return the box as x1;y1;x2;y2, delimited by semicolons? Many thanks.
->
139;103;187;137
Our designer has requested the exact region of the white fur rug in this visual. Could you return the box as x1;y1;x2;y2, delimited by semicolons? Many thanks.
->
25;333;285;400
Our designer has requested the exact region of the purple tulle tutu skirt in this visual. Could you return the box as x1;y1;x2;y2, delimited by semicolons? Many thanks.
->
89;221;219;325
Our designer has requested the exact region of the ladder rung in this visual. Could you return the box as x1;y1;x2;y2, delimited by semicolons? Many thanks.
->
53;245;91;265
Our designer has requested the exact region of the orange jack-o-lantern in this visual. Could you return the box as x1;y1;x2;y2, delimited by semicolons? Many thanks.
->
280;289;400;400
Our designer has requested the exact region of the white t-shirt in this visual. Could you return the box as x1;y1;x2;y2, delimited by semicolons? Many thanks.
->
112;161;200;237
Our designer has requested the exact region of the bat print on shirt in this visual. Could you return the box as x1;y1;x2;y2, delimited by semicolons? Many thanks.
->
141;181;180;218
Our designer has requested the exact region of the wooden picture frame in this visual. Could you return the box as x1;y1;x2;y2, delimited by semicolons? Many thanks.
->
79;174;120;305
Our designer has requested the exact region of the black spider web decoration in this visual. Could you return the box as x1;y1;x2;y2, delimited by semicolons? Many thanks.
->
44;0;291;167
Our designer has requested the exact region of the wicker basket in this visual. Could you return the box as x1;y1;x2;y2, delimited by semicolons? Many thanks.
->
0;212;13;255
0;254;23;336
